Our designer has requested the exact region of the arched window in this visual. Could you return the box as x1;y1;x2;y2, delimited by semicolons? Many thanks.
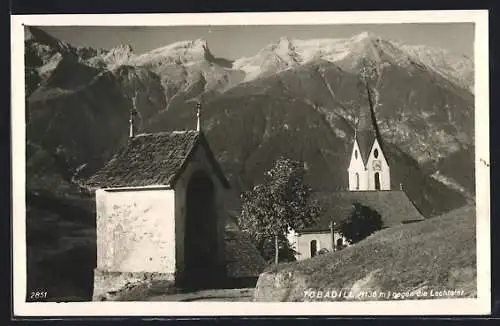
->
374;172;381;190
374;148;379;158
354;150;358;159
355;172;360;190
310;240;318;257
336;238;344;248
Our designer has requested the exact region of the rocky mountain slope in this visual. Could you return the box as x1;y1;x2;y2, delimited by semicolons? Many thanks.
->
23;26;475;300
25;24;476;219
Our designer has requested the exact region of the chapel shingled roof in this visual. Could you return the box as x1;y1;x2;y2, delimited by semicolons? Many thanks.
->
299;190;425;233
86;130;229;189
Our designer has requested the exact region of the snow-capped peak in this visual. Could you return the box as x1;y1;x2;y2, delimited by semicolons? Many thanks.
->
231;31;473;91
109;43;134;54
129;38;212;67
400;43;474;92
191;38;209;49
234;32;385;81
99;44;135;67
350;31;377;42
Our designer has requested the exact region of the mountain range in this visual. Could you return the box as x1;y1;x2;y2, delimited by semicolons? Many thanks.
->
25;26;474;213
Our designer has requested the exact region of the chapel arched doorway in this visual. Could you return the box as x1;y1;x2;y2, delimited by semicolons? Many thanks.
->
182;170;220;290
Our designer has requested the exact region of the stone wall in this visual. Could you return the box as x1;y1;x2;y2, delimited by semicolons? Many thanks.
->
92;270;175;301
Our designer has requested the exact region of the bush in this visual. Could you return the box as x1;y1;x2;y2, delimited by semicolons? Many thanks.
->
339;202;383;244
318;248;330;255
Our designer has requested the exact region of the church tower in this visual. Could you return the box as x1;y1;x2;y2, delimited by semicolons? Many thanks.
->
347;103;391;191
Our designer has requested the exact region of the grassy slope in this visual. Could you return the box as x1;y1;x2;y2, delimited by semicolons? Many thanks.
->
26;190;97;302
262;204;476;301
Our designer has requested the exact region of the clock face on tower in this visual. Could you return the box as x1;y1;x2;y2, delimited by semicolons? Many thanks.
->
372;160;382;171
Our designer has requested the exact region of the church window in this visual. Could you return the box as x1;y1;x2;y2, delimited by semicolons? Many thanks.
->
374;148;379;158
354;150;358;159
310;240;318;257
374;172;381;190
355;173;360;190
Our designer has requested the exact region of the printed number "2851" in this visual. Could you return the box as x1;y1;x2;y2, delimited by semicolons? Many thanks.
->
30;291;48;300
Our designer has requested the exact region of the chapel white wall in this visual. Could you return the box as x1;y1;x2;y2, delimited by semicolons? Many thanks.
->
95;188;176;274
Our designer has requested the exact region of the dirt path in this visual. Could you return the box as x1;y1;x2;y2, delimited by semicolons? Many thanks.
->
146;288;255;302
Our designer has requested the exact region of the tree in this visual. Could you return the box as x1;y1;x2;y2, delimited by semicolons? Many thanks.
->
339;202;383;244
256;233;296;264
238;158;321;265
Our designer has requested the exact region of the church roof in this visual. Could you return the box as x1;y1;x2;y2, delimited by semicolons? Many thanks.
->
86;130;230;189
355;102;383;165
298;190;425;233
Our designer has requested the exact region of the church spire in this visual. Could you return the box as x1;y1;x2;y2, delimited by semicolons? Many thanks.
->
354;58;384;165
348;59;391;191
354;96;382;165
129;93;139;138
196;102;201;132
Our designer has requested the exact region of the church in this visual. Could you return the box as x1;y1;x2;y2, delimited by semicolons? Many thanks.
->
289;101;425;261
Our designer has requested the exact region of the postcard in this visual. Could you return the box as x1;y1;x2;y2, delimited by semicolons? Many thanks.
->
11;10;490;316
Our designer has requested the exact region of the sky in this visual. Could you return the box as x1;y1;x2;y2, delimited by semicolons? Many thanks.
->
39;23;474;60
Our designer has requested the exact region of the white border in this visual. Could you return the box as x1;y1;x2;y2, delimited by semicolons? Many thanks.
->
11;10;490;317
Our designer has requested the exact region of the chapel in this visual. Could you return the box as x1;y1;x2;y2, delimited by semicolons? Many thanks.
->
86;103;263;300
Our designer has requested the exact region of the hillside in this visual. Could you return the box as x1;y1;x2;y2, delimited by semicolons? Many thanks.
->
254;204;476;301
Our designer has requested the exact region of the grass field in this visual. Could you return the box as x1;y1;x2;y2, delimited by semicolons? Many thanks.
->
255;204;476;301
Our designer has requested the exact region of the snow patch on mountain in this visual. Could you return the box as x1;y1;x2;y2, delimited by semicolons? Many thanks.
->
233;32;413;82
232;32;473;92
130;39;210;67
401;44;474;93
87;44;135;68
36;52;64;79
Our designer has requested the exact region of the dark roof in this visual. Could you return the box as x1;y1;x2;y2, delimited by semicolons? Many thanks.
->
299;190;425;233
86;130;230;189
355;101;383;165
225;230;267;278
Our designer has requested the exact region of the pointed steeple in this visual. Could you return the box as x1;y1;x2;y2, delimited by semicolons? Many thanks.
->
354;91;382;165
129;110;135;138
129;93;139;138
196;102;201;132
